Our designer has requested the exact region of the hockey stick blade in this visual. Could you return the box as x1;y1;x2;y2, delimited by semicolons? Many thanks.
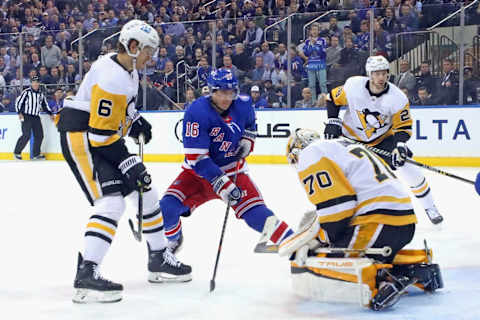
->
254;242;279;253
209;280;215;292
475;172;480;196
128;218;142;242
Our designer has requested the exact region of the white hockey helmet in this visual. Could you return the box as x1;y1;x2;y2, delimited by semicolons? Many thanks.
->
286;128;322;165
119;19;159;58
365;55;390;77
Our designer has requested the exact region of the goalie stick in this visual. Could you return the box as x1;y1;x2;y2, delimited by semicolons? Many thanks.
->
254;242;392;257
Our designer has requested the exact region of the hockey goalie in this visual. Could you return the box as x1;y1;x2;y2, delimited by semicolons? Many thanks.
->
280;128;443;310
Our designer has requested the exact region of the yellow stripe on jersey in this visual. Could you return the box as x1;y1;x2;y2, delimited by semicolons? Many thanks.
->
89;84;128;134
68;132;101;200
350;223;381;256
330;86;348;106
298;157;356;207
391;103;413;137
356;196;411;212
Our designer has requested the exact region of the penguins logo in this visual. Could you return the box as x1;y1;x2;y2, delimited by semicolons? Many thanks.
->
356;108;388;138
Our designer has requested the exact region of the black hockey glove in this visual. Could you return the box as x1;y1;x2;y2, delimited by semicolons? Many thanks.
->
130;116;152;144
211;174;242;206
118;155;152;190
324;118;342;139
391;142;408;168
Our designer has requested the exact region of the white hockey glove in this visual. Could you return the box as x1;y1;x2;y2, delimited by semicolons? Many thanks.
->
391;142;408;167
324;118;342;139
211;174;242;205
235;129;256;159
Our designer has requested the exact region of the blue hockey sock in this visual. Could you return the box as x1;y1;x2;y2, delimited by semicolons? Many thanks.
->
159;195;189;241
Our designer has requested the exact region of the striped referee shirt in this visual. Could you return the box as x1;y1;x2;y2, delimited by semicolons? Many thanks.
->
15;87;52;116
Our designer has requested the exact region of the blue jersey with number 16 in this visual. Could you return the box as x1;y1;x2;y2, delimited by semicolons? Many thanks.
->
182;95;256;182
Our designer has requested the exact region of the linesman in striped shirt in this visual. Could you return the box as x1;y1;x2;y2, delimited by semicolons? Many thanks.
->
13;76;53;160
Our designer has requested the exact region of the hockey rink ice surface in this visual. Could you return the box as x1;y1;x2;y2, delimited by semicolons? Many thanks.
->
1;161;479;320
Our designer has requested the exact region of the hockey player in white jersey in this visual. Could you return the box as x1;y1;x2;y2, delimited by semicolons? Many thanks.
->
281;128;443;310
322;55;443;224
57;20;191;303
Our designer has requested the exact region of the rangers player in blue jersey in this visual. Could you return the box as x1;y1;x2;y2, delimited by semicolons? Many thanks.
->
159;69;293;256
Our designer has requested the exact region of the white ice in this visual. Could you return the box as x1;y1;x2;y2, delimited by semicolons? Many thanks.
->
1;161;479;320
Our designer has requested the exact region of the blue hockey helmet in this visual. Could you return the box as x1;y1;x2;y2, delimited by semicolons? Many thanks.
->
207;68;239;95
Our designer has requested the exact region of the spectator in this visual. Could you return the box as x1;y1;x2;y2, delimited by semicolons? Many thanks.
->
232;43;252;73
0;96;13;112
381;7;400;34
48;88;65;113
251;85;268;108
185;34;199;65
437;58;459;105
221;55;239;79
41;35;62;69
254;42;275;70
327;16;342;38
183;88;196;109
294;87;315;108
248;56;270;84
271;87;287;108
196;57;213;89
283;46;304;83
373;20;393;59
326;35;342;72
356;20;371;53
414;86;435;105
415;61;436;94
462;66;479;104
262;79;276;104
244;19;263;50
163;34;176;60
156;47;171;73
270;60;287;88
394;59;416;100
303;23;328;102
165;14;186;38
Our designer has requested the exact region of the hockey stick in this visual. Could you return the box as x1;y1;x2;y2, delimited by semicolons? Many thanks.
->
128;134;145;242
210;161;242;292
255;243;392;257
343;137;476;186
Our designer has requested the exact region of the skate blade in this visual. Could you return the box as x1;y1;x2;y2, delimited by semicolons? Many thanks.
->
148;272;192;283
72;288;122;304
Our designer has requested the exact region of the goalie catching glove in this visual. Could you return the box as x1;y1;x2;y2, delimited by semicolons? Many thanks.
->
119;155;152;190
211;174;242;205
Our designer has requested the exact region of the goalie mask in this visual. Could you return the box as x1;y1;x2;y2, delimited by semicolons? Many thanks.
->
286;128;321;165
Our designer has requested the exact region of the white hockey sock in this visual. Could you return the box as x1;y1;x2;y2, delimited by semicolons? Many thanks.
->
131;186;167;251
397;163;436;209
84;195;125;265
142;207;167;251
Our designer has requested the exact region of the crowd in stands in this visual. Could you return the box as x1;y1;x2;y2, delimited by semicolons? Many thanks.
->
0;0;479;112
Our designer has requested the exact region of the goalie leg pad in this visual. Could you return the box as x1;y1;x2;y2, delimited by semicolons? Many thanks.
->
279;210;319;257
291;257;387;308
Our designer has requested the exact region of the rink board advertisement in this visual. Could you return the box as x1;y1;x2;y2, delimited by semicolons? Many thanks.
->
0;105;479;166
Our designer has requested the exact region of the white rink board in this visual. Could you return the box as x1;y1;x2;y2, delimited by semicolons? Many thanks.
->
0;105;479;159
